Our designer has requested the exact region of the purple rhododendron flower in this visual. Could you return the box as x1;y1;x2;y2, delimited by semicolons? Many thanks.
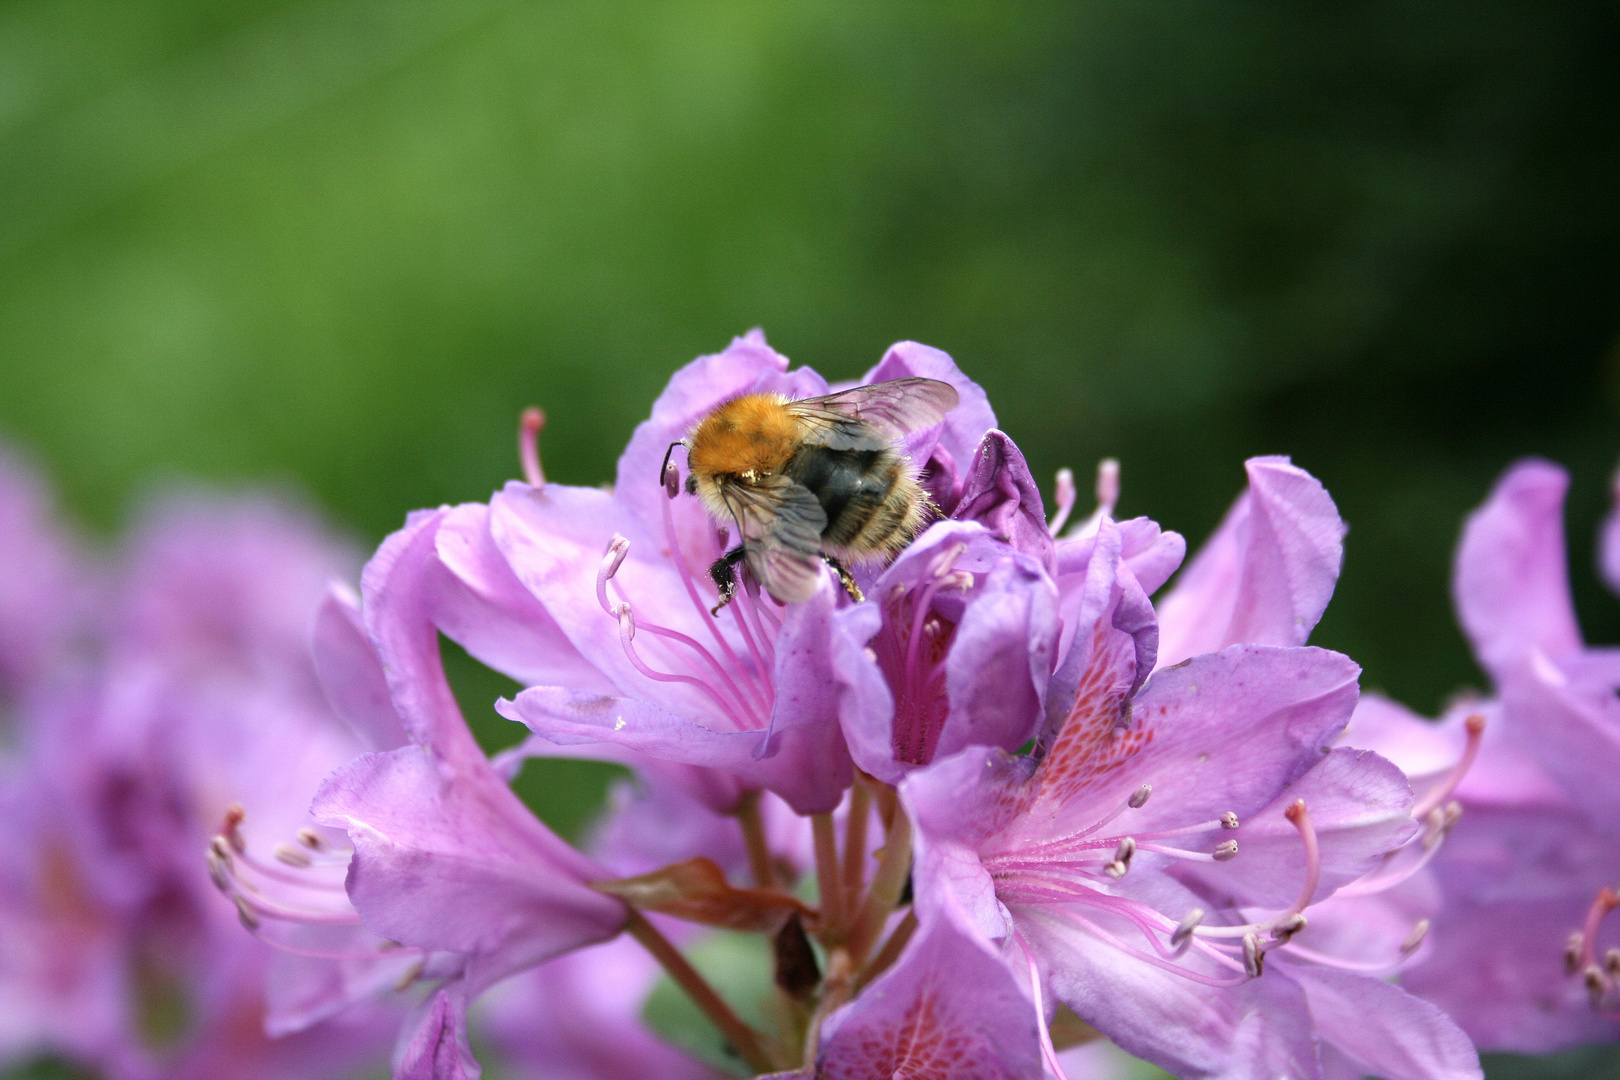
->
834;440;1185;788
1348;459;1620;1052
197;337;1514;1080
0;484;400;1080
1153;455;1345;669
1340;687;1620;1053
289;509;630;1080
795;892;1050;1080
834;520;1059;783
33;300;1620;1080
492;334;998;813
901;461;1479;1080
477;777;820;1080
1454;463;1620;842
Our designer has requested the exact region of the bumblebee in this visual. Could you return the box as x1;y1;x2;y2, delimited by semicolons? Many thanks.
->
667;377;960;606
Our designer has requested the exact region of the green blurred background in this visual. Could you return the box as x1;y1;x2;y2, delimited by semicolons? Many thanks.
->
1;1;1617;1075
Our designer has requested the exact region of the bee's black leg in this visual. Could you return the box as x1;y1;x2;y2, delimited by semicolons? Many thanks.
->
709;546;747;615
821;554;864;603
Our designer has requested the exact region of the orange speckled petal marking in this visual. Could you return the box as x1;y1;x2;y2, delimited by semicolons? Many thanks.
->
821;987;995;1079
1032;621;1156;812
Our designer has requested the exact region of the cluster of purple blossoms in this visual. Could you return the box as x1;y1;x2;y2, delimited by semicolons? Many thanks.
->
4;333;1620;1080
1345;459;1620;1052
0;453;400;1080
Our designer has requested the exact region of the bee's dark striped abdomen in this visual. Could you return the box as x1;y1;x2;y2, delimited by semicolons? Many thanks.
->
787;446;896;548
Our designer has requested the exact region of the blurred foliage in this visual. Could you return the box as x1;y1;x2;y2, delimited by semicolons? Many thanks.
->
1;1;1618;1075
1487;1047;1620;1080
0;1059;96;1080
644;930;774;1076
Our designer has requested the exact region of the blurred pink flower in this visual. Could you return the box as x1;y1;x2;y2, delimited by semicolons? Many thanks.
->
0;484;400;1080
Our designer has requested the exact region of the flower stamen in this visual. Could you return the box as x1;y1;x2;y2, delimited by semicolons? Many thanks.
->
1242;932;1265;977
1047;468;1076;536
1420;801;1463;851
207;811;419;963
1566;930;1586;975
724;570;776;692
1103;836;1136;879
1127;816;1240;842
1569;887;1620;1008
1170;908;1204;954
1068;459;1121;538
1068;784;1165;841
1193;800;1320;941
596;535;631;616
274;843;312;868
1015;930;1074;1080
1401;918;1430;955
1586;965;1607;1009
1410;713;1485;821
519;407;546;488
656;473;775;714
1134;840;1237;864
612;606;759;729
596;535;772;729
1054;905;1250;988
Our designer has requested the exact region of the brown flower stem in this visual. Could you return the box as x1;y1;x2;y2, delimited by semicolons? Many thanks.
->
841;781;872;913
733;789;775;889
853;907;917;993
624;910;774;1073
873;781;898;833
812;812;844;936
846;806;911;964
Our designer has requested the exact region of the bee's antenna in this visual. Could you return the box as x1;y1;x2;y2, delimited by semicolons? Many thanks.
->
661;441;685;496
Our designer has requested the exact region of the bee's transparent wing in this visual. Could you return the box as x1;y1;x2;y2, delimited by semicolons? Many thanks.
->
720;475;828;603
788;377;960;445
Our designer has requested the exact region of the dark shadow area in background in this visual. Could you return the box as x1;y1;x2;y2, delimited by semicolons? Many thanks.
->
0;1060;95;1080
1487;1047;1620;1080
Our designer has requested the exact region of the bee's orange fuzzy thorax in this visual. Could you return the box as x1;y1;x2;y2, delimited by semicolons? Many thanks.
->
687;395;799;478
